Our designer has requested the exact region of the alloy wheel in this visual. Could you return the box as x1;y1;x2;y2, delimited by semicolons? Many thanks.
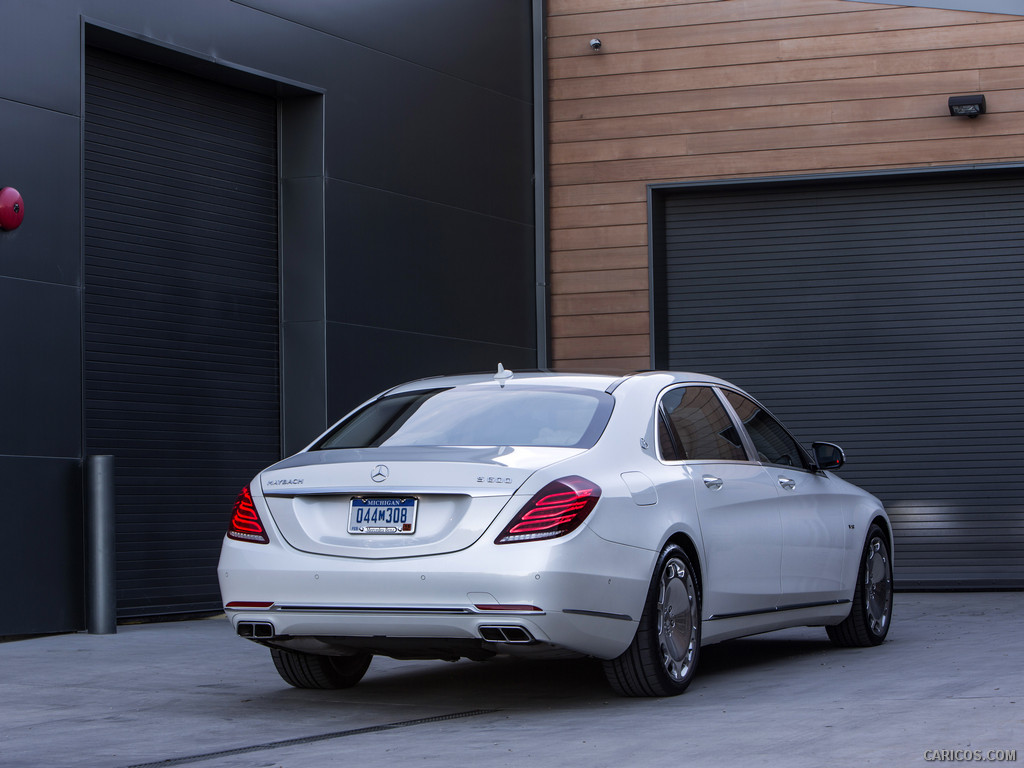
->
864;536;892;637
657;557;698;682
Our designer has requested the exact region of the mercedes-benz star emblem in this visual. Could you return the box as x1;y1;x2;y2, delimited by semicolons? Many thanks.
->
371;464;389;483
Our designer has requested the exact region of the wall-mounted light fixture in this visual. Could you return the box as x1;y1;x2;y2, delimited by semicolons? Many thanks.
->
948;94;986;118
589;38;602;51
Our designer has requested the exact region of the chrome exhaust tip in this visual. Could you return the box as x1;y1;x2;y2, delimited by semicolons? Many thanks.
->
479;625;535;644
237;621;276;639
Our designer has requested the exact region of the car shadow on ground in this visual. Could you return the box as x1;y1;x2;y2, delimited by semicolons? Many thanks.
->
344;655;612;707
252;631;840;710
697;634;836;679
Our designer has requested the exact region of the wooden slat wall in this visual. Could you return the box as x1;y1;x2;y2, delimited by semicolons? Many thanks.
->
547;0;1024;369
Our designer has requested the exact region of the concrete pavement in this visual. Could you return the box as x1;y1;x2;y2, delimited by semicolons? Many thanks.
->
1;593;1021;768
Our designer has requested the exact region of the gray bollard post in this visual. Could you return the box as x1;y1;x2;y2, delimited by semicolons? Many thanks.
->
86;454;117;634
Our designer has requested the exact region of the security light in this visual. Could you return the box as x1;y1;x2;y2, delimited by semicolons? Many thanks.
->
948;94;986;118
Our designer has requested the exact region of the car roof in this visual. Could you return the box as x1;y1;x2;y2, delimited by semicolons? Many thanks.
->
383;369;737;395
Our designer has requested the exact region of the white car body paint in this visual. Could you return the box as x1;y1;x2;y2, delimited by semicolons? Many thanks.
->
219;370;890;664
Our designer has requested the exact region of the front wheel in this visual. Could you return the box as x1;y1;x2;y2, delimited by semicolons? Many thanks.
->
827;523;893;647
270;648;372;689
603;545;701;697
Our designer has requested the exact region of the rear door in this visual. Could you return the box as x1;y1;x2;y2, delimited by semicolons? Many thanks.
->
659;385;782;617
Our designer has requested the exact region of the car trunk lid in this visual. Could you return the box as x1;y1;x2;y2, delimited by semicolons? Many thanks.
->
258;446;581;559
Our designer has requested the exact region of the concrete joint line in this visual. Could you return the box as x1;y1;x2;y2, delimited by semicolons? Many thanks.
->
120;709;500;768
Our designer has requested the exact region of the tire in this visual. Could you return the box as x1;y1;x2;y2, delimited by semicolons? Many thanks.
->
827;523;893;647
603;545;701;697
270;648;372;689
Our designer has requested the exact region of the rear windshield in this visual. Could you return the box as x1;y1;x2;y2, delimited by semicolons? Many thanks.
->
313;386;613;450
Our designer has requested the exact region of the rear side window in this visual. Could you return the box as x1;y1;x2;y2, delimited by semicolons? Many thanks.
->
659;386;747;462
723;390;813;470
313;386;613;450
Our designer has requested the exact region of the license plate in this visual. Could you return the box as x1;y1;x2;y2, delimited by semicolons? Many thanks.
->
348;497;417;535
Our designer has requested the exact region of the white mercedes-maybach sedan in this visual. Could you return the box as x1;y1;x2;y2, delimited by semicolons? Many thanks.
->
218;369;893;697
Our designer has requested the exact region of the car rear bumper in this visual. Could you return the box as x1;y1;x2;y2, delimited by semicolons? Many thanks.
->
218;527;653;660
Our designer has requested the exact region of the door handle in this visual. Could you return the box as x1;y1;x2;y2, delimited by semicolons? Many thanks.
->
778;476;796;491
703;475;724;491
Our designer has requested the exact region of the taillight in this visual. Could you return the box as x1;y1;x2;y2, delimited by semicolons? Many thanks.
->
227;486;269;544
494;476;601;545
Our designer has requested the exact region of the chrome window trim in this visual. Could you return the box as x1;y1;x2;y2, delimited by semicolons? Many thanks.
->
655;383;755;465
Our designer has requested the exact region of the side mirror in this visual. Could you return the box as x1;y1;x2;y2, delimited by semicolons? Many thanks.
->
812;442;845;471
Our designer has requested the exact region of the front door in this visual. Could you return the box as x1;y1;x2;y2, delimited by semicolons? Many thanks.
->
721;390;847;604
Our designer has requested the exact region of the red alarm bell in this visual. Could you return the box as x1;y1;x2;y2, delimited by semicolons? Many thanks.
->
0;187;25;230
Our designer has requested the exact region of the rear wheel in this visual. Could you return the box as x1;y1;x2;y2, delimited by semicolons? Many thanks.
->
827;523;892;647
603;545;701;697
270;648;372;689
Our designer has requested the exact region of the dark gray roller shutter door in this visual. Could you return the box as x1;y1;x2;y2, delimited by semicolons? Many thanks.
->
84;48;281;616
655;171;1024;589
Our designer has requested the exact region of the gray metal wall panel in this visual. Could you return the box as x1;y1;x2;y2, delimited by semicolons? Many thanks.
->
0;100;81;287
0;2;80;115
326;324;539;422
317;50;534;224
655;171;1024;589
233;0;532;101
0;280;82;460
84;48;281;616
0;0;535;632
0;457;84;635
324;179;536;348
